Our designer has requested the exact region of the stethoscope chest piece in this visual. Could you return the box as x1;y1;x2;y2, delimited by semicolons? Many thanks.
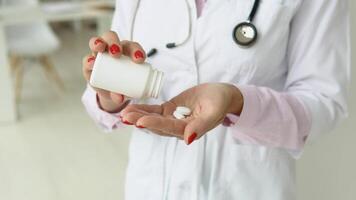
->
233;21;258;47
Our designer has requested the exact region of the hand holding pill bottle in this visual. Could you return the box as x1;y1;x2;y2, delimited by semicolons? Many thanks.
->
82;31;155;112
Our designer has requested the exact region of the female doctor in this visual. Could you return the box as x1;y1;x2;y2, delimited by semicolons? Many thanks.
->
81;0;350;199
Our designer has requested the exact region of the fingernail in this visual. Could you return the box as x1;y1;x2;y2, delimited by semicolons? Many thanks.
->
94;39;103;45
134;50;144;59
87;56;95;63
122;121;133;125
121;118;133;125
135;125;145;129
187;133;197;145
110;44;121;55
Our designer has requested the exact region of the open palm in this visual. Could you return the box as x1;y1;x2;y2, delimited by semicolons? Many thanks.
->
120;83;243;144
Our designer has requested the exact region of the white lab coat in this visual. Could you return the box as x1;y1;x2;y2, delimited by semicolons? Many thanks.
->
108;0;350;199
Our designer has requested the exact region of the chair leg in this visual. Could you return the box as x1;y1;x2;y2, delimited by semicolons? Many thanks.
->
38;55;65;91
9;55;21;76
14;62;24;104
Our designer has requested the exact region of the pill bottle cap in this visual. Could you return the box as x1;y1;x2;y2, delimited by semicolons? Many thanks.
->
146;69;164;98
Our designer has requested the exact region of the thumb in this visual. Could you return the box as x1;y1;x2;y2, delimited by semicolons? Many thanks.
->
184;117;212;145
110;92;125;104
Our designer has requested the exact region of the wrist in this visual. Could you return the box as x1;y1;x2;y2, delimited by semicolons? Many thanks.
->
227;84;244;116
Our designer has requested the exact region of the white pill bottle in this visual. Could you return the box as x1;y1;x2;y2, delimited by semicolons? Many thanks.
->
90;53;164;99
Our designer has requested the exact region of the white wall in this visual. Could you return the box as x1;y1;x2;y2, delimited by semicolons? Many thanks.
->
297;2;356;200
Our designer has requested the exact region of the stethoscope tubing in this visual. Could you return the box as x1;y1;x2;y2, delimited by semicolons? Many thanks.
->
248;0;261;22
137;0;261;57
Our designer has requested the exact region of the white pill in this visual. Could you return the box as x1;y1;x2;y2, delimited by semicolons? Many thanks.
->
173;110;186;120
176;106;192;116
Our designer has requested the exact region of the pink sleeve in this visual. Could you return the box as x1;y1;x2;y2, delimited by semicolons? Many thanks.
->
81;86;123;132
225;85;312;152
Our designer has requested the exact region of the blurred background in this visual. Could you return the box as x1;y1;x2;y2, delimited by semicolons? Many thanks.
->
0;0;354;200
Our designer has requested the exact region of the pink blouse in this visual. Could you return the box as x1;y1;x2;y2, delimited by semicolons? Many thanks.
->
196;0;205;17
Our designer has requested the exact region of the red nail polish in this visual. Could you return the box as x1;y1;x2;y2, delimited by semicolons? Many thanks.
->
87;56;95;63
94;39;103;45
136;125;145;129
134;50;144;59
122;120;133;125
110;44;121;55
187;133;197;145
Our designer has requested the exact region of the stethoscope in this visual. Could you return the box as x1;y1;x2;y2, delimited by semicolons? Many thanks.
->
233;0;260;47
130;0;261;57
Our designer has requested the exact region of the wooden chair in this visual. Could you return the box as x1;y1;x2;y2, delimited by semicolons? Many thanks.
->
4;0;64;103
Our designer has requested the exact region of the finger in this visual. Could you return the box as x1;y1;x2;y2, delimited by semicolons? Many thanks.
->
89;36;107;53
184;116;220;145
101;31;122;58
82;55;111;98
121;40;146;64
120;105;158;124
146;128;184;140
82;54;96;81
136;115;186;137
121;104;163;116
121;111;148;127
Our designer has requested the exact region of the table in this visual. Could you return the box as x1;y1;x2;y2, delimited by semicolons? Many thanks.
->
0;1;114;123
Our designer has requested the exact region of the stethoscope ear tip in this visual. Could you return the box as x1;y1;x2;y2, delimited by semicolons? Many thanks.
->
166;43;177;49
147;48;158;57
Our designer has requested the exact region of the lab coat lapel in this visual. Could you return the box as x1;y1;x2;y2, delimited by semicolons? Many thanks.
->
117;0;139;40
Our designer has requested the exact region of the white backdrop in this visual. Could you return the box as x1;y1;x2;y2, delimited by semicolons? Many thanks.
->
297;2;356;200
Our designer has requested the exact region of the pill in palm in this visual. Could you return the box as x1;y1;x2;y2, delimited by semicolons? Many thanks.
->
176;106;192;116
173;106;192;119
173;110;186;120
